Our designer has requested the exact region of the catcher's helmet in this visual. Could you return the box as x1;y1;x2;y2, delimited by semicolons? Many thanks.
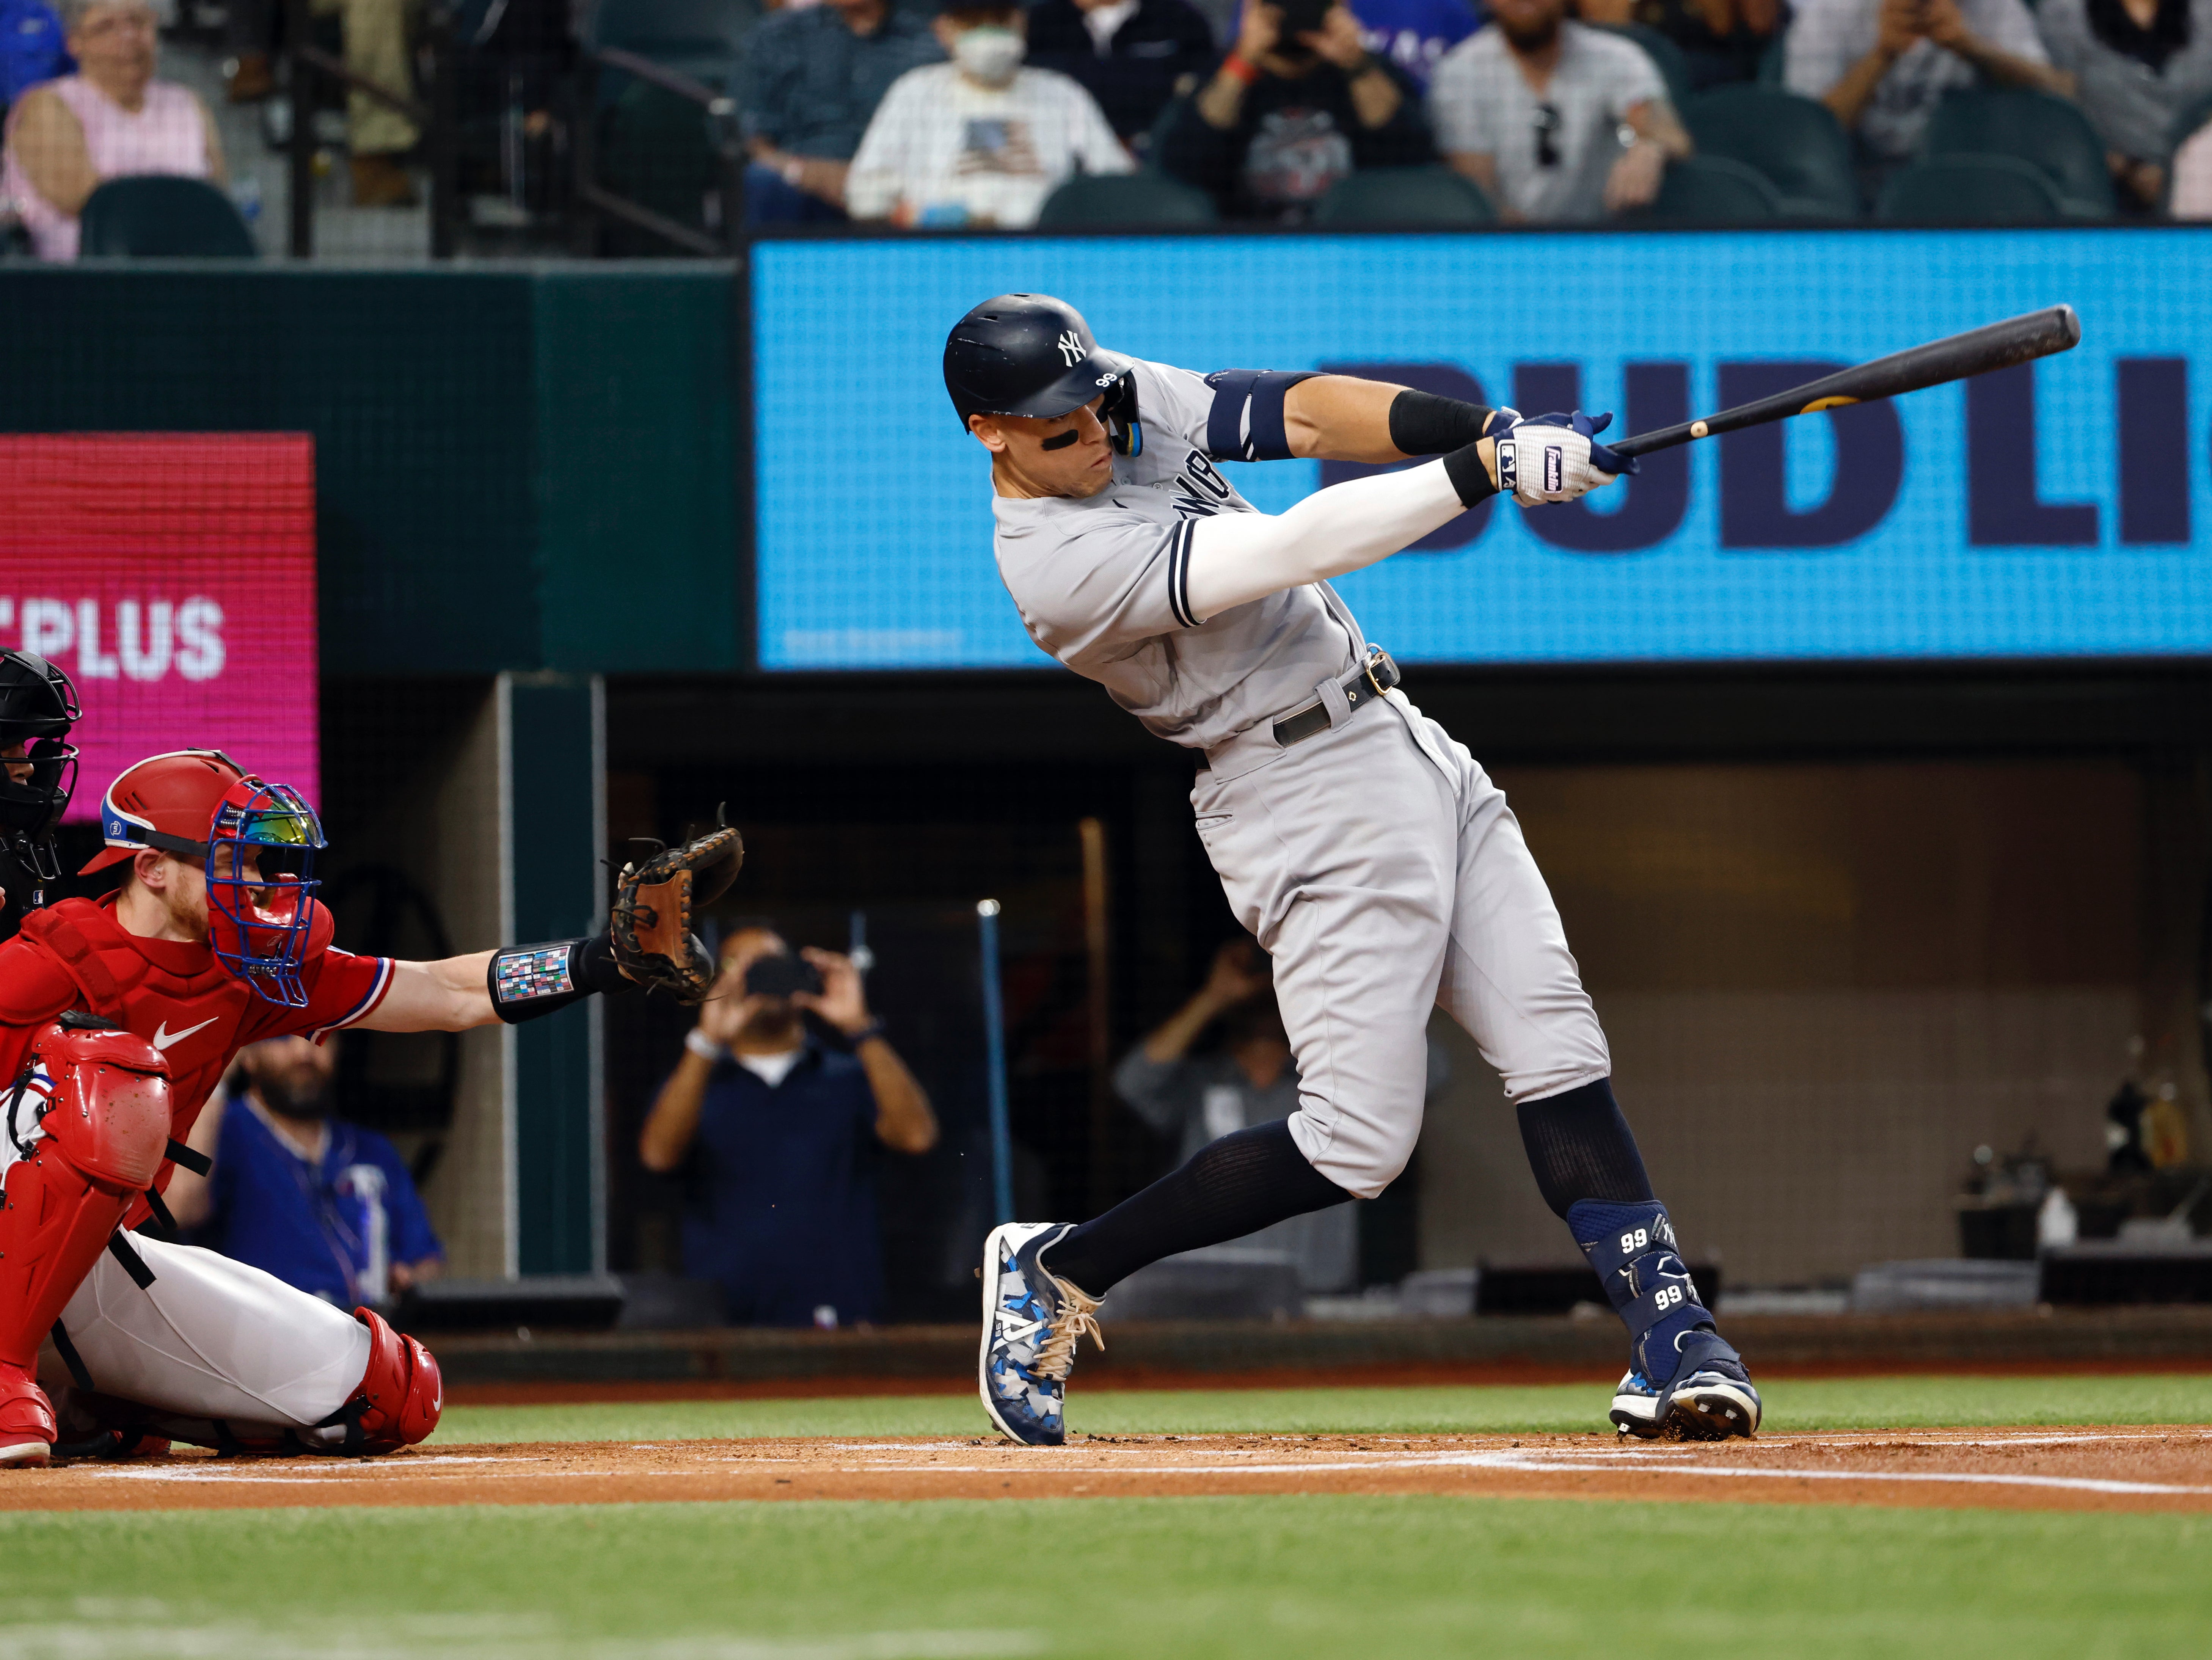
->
82;749;328;1007
944;293;1143;455
0;648;82;884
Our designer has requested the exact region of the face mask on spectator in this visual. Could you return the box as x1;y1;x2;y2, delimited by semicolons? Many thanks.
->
953;26;1025;86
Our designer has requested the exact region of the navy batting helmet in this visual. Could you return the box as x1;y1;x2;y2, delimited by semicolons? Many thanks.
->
944;294;1143;455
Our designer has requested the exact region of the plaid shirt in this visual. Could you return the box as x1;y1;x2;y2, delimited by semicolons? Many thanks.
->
736;5;944;160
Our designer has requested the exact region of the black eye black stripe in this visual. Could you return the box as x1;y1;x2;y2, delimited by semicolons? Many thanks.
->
1041;429;1079;451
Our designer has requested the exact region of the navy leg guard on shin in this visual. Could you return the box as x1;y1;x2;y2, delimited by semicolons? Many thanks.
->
1568;1199;1760;1440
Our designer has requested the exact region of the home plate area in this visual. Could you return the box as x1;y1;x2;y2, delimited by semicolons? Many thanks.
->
2;1428;2209;1514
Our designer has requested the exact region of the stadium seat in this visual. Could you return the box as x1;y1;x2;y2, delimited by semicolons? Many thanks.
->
1312;166;1494;226
1641;154;1787;222
1683;85;1857;219
1037;171;1218;228
1923;88;2116;218
1590;21;1694;113
1876;154;2068;223
77;176;257;258
586;0;758;88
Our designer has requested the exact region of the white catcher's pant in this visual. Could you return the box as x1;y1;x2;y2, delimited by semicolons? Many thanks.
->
45;1233;371;1441
1194;690;1610;1199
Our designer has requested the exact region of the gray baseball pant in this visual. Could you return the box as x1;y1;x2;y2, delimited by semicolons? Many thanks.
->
1193;690;1610;1200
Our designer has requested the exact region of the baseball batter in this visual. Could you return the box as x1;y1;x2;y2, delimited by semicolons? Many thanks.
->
955;294;1758;1447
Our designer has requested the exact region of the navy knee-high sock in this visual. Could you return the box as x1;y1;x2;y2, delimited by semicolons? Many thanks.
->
1040;1120;1349;1298
1514;1077;1653;1218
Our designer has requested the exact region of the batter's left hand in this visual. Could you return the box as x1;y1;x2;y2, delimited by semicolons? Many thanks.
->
794;948;872;1037
1492;410;1636;505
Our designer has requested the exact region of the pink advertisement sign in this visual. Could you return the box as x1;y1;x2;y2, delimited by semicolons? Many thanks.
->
0;435;320;819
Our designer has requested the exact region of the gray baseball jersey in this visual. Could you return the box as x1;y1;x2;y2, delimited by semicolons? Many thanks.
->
992;357;1366;750
985;355;1611;1200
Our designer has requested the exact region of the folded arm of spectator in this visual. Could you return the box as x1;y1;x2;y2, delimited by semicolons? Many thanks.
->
1918;0;2074;95
1603;95;1692;212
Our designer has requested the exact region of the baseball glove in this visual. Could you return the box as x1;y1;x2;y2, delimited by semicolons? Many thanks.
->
609;812;745;1002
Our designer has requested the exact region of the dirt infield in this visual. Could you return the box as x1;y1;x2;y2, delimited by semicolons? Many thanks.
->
3;1427;2208;1516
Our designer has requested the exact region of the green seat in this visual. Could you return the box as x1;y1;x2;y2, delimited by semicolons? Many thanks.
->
1876;153;2066;223
1590;21;1694;113
78;176;256;257
1683;84;1857;219
598;78;724;250
1312;166;1494;227
1923;88;2116;217
1036;171;1218;228
1642;153;1786;222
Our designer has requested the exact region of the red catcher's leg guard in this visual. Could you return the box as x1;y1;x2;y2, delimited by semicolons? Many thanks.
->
350;1307;441;1453
0;1021;171;1467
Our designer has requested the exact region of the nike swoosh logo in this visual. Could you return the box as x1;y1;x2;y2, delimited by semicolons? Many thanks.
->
151;1017;220;1051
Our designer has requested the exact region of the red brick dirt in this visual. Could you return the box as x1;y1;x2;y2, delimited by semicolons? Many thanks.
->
3;1427;2207;1515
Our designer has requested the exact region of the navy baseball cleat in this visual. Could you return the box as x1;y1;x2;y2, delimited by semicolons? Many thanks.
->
978;1222;1104;1447
1611;1330;1763;1440
1571;1199;1761;1441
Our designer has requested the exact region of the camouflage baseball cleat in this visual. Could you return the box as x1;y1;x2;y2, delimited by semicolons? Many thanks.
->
978;1222;1102;1447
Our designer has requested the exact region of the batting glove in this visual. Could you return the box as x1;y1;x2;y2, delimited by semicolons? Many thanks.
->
1492;410;1637;507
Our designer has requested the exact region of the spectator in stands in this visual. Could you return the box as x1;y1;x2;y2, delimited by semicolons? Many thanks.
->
1353;0;1482;85
846;0;1132;226
737;0;943;224
1785;0;2071;179
1025;0;1219;151
1;0;224;260
2172;107;2212;212
1431;0;1691;220
1112;941;1363;1293
1159;0;1434;219
166;1036;444;1310
1578;0;1785;90
638;924;938;1329
0;0;71;108
2036;0;2212;210
221;0;420;205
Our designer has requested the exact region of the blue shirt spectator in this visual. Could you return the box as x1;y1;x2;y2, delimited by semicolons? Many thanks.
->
1352;0;1480;83
639;926;938;1329
0;0;71;106
168;1036;443;1310
736;0;942;221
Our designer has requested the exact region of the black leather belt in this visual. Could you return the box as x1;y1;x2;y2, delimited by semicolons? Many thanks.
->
1273;648;1400;747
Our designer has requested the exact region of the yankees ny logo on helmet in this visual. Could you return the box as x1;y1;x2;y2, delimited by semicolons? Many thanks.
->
1056;331;1083;366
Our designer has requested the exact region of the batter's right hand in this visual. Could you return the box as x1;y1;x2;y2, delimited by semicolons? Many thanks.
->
1492;410;1636;506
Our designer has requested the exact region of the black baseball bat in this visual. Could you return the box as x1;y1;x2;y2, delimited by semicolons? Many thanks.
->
1608;304;2082;460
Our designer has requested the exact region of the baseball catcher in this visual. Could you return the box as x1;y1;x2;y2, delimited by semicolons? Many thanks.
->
0;748;739;1466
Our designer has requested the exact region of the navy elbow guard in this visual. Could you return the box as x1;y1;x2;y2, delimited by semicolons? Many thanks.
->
1388;389;1496;457
1204;369;1320;461
488;932;637;1024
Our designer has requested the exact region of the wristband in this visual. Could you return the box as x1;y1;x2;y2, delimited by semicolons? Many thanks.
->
1441;439;1499;508
1221;52;1260;85
487;931;637;1025
1388;389;1496;457
685;1028;729;1062
844;1019;887;1047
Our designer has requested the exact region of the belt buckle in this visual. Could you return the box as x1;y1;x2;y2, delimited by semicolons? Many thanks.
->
1362;647;1392;702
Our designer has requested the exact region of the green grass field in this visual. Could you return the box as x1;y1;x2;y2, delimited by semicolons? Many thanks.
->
16;1374;2209;1660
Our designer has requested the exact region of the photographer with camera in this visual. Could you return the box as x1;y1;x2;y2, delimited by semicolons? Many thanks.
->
638;925;937;1329
1158;0;1434;220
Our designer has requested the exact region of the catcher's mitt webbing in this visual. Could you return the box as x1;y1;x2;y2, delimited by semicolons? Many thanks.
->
487;934;634;1026
609;822;744;1004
